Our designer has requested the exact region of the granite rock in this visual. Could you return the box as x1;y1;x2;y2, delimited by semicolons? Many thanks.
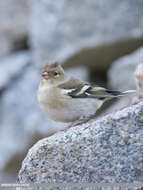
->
0;0;29;57
18;101;143;188
30;0;143;69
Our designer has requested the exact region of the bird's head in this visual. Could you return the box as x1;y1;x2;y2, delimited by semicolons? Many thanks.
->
41;62;65;85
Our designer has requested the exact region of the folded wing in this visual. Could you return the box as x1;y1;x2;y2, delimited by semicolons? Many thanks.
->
58;77;135;99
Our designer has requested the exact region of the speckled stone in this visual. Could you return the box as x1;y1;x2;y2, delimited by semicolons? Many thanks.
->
18;101;143;189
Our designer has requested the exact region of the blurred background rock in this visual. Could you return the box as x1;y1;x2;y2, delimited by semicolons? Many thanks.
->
0;0;143;186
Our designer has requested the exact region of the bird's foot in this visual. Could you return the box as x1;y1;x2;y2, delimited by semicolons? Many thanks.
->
67;120;81;128
78;114;97;125
76;117;91;125
63;115;96;131
67;116;95;128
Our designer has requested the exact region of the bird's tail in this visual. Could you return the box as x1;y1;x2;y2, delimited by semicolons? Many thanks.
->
86;88;136;100
105;90;136;97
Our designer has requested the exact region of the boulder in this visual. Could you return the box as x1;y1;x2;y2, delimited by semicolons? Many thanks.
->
105;47;143;114
108;47;143;91
0;51;31;90
30;0;143;69
18;101;143;188
0;0;29;57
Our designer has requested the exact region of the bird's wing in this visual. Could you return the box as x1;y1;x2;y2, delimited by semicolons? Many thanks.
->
58;77;88;89
58;77;92;96
58;77;128;99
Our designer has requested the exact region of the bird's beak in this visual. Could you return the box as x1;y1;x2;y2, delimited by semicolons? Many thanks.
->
42;72;50;79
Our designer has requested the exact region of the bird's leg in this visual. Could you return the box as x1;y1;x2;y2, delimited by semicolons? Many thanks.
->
60;119;87;132
76;114;97;125
67;114;97;129
67;120;81;128
67;114;96;128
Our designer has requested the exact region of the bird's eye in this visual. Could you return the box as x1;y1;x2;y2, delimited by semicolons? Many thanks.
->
53;72;59;76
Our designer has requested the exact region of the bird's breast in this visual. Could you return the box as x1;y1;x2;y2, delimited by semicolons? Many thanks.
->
38;86;68;109
38;85;104;122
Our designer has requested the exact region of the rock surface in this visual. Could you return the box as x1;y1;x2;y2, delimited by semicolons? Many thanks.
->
18;101;143;187
105;47;143;114
0;0;29;57
108;47;143;91
30;0;143;69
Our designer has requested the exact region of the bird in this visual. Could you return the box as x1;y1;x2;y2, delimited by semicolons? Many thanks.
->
132;63;143;104
38;62;135;124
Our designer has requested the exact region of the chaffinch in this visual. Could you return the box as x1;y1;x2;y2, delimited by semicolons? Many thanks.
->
38;62;135;123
